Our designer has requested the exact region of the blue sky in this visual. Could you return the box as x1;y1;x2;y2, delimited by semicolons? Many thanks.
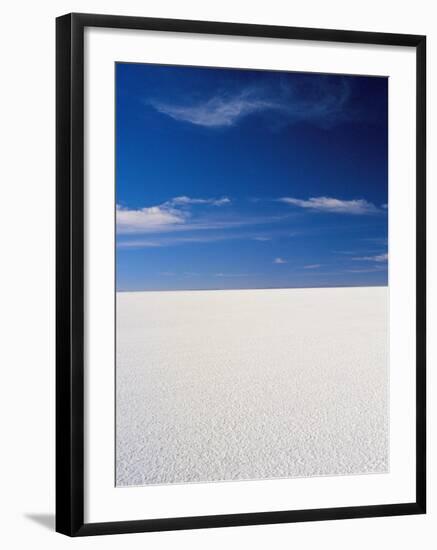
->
116;63;388;291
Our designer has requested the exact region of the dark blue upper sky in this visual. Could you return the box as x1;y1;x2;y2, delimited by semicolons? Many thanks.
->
116;63;388;291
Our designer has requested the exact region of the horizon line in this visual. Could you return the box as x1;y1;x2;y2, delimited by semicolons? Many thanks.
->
116;283;388;293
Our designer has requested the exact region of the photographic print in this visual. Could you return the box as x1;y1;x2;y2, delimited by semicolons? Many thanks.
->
56;14;426;535
115;63;389;487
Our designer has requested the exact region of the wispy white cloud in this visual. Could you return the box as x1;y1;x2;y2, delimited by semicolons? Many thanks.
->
304;264;321;269
117;230;288;249
352;253;388;262
279;196;379;215
253;236;271;242
116;196;231;234
149;79;351;128
214;272;251;278
117;233;237;248
346;266;387;273
118;239;164;248
116;204;186;234
166;196;231;207
116;195;290;242
151;93;275;128
273;257;287;264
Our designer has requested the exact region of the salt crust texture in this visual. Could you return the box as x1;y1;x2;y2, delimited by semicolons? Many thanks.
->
116;287;388;486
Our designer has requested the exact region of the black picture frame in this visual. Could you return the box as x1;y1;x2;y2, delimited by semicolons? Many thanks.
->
56;12;426;537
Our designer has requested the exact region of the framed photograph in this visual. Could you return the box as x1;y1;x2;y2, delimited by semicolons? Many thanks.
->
56;13;426;536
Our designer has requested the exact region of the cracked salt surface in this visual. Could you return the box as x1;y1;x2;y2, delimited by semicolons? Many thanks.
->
116;287;388;487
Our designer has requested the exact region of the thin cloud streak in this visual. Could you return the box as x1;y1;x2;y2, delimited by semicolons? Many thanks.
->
166;196;231;207
279;196;380;215
253;236;272;242
151;93;275;127
214;272;252;278
116;196;231;234
118;232;251;248
117;228;296;249
116;196;291;238
352;253;388;262
346;266;387;273
149;79;351;128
